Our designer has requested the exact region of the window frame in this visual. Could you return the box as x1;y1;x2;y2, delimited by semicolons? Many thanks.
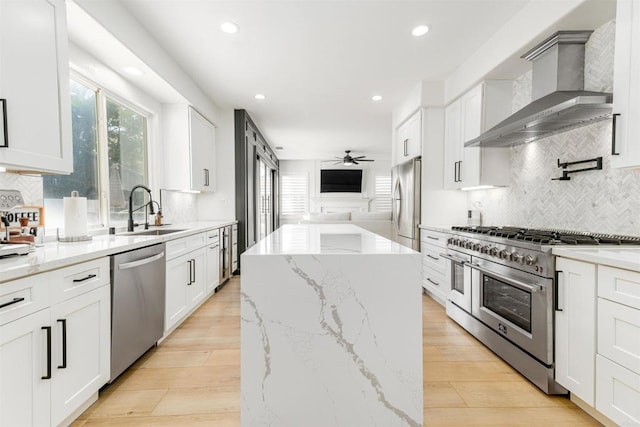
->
43;71;154;231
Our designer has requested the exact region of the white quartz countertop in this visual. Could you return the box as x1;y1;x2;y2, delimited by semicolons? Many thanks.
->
0;220;236;283
552;247;640;272
243;223;417;256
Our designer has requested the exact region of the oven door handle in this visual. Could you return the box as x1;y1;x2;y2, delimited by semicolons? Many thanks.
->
465;262;542;293
440;253;467;263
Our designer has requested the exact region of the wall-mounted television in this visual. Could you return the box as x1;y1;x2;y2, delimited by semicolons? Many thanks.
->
320;169;362;193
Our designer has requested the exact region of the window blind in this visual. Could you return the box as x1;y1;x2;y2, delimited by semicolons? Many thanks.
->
281;174;308;215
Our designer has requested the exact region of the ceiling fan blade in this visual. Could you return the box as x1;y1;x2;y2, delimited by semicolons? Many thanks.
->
333;161;342;165
352;155;367;159
352;160;359;165
357;159;375;162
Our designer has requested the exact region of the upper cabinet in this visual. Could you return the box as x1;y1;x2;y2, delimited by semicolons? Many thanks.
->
395;110;421;165
163;105;216;192
0;0;72;173
612;0;640;169
443;81;512;190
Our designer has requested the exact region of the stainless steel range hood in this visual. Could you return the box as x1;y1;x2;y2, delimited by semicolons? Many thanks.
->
465;31;612;148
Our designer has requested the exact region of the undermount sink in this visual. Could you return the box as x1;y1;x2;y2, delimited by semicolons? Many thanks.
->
124;229;186;236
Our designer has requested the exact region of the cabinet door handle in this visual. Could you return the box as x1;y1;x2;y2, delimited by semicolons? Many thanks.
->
454;161;459;182
191;259;196;283
457;161;463;182
554;270;563;312
57;319;67;369
42;326;52;379
187;260;193;285
611;113;620;155
73;274;96;283
404;139;408;156
426;278;439;287
427;254;439;261
0;99;7;148
0;297;24;309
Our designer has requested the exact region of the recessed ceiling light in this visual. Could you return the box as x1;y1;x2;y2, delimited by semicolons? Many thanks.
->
122;66;144;76
412;25;430;37
221;22;239;34
371;95;383;101
255;94;266;100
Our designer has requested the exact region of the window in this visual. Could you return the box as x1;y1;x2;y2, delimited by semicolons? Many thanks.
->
280;174;308;215
106;98;148;224
375;175;392;211
43;78;150;230
43;80;100;228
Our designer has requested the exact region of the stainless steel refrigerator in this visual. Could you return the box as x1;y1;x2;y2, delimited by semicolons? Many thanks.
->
392;157;421;251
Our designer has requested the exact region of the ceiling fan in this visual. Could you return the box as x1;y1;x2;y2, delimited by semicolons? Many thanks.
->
330;150;375;166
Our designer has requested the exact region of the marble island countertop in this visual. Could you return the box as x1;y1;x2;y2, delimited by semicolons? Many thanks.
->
552;246;640;272
244;223;417;256
0;220;236;283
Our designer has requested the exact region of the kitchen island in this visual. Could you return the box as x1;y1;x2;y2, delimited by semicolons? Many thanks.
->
241;224;423;427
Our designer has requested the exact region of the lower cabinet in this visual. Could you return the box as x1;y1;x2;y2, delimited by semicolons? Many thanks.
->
0;308;51;427
596;355;640;425
0;263;110;427
206;240;220;294
554;258;596;405
165;247;206;332
50;285;110;426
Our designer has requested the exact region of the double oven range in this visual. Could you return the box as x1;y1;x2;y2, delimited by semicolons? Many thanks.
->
441;226;640;394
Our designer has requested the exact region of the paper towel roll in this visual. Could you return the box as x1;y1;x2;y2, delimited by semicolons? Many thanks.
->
64;191;88;237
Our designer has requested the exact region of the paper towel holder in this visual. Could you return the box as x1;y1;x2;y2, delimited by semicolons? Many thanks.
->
57;228;92;243
58;191;92;243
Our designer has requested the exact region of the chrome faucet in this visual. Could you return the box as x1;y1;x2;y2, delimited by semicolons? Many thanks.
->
127;185;155;232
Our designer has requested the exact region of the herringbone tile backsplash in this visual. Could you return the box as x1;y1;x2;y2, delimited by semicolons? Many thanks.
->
468;19;640;236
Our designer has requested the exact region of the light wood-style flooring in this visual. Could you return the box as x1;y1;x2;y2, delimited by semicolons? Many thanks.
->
73;277;600;426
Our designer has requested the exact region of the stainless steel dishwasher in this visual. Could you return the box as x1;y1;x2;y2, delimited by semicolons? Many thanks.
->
110;243;166;382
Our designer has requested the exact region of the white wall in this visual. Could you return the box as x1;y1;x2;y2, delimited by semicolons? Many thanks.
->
73;0;236;220
279;158;391;224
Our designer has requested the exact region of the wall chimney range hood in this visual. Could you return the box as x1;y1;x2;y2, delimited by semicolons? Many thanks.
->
465;31;613;148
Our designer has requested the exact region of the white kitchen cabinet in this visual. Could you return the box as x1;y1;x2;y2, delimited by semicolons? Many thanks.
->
162;105;216;192
612;0;640;169
596;354;640;426
165;232;210;332
0;308;51;427
206;229;220;294
443;81;512;190
50;285;110;426
395;110;421;165
420;229;448;305
0;0;72;173
554;257;596;405
0;257;110;427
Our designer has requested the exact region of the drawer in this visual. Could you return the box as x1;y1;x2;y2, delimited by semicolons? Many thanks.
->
207;229;220;241
50;257;110;305
598;266;640;309
0;274;50;325
166;232;207;259
422;244;447;275
420;229;448;249
596;355;640;426
598;298;640;374
422;264;447;293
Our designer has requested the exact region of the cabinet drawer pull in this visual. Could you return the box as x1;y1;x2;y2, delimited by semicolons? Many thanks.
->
57;319;67;369
42;326;52;380
426;236;439;241
611;113;620;155
554;270;563;312
72;274;97;283
0;99;7;148
426;278;439;287
427;254;439;261
0;297;25;309
209;245;219;249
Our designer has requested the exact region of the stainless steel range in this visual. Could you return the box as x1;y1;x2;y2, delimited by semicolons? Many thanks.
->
442;226;640;395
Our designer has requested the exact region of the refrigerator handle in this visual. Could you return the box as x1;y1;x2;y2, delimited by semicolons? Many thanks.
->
392;180;401;230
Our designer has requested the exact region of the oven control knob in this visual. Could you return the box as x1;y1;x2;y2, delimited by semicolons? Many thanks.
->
447;238;455;246
499;249;510;260
460;240;468;248
511;252;524;263
472;243;482;251
524;255;536;266
481;245;491;254
465;241;474;249
489;247;499;257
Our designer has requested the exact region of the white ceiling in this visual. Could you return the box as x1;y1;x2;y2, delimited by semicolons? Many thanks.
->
113;0;536;160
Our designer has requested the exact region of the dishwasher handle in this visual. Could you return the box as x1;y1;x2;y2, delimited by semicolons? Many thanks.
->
118;252;165;270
